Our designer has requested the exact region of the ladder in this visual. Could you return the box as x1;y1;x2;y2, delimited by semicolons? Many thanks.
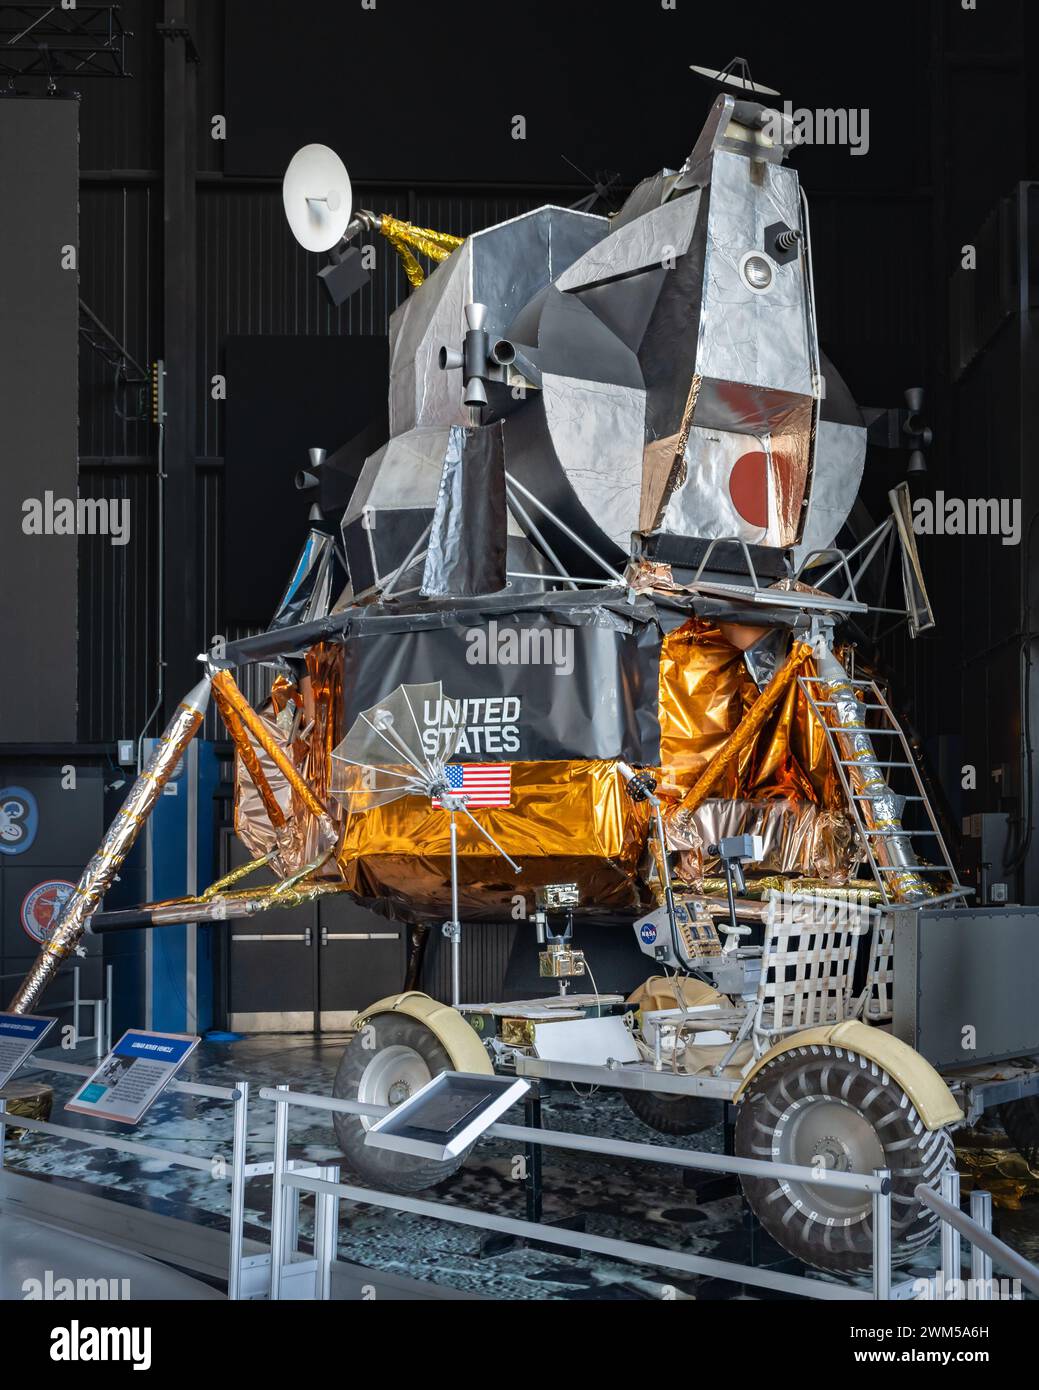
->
798;673;967;907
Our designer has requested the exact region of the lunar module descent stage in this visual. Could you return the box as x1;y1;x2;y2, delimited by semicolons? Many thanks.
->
11;71;1039;1276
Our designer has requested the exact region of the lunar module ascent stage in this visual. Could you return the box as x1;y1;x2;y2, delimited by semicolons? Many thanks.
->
12;74;1039;1276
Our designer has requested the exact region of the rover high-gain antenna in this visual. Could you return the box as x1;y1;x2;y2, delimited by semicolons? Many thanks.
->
282;143;354;252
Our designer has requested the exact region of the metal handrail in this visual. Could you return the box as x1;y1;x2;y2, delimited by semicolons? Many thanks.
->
0;1055;252;1299
260;1083;894;1301
287;1167;875;1302
0;962;112;1056
916;1178;1039;1298
258;1086;888;1194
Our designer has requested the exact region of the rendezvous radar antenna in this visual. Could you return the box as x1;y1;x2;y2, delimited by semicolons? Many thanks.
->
688;56;782;99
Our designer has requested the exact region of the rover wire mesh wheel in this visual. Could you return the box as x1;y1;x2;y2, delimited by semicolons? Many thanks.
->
331;1013;467;1193
735;1045;955;1274
623;1088;720;1136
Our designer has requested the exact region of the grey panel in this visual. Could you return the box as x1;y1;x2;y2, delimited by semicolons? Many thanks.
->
472;205;607;335
555;195;700;292
0;99;79;740
575;268;668;352
793;420;868;565
388;242;471;434
0;1213;223;1301
610;171;670;231
536;286;644;388
388;208;607;435
637;199;711;443
893;907;1039;1069
539;374;645;548
697;151;815;400
343;427;452;523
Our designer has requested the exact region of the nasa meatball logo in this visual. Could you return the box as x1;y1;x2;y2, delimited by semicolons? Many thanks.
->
21;880;75;945
639;920;657;945
0;786;39;856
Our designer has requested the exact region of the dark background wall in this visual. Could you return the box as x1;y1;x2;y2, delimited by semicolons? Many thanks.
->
0;98;79;740
7;0;1039;893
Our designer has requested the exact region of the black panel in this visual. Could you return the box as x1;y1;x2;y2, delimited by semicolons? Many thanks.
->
637;532;789;580
421;423;508;598
223;334;388;623
0;98;79;740
0;765;103;866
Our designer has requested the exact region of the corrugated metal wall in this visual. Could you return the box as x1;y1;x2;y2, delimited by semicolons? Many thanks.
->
78;165;555;738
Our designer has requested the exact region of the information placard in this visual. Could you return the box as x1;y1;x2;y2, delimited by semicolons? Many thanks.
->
0;1013;56;1088
65;1030;199;1125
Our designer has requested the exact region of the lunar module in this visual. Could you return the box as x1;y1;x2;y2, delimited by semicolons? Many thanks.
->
12;69;1039;1278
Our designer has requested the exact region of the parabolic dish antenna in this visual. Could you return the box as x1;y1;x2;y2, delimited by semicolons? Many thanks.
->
282;143;353;252
689;62;780;98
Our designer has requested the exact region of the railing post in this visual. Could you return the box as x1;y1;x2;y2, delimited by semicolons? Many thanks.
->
0;1097;7;1173
940;1169;961;1298
312;1162;340;1300
227;1080;249;1301
872;1168;892;1299
970;1188;993;1298
104;964;113;1052
72;965;80;1046
269;1084;289;1301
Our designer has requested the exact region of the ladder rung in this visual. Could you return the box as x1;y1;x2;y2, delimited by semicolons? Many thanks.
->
801;676;876;687
854;792;924;801
810;699;885;710
864;829;940;838
838;761;912;769
874;865;948;873
829;727;902;735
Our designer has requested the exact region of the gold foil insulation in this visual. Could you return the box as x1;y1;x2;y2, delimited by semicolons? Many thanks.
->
0;1080;54;1140
379;214;464;288
669;798;856;887
213;667;336;853
334;758;651;921
227;623;875;922
213;683;286;830
956;1127;1039;1210
670;639;815;813
654;622;857;902
8;678;212;1014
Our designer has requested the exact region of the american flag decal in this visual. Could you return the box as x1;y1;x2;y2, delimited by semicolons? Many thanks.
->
433;763;512;808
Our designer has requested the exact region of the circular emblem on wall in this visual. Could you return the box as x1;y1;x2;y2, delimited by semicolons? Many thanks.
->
0;787;39;856
21;880;75;944
639;920;657;945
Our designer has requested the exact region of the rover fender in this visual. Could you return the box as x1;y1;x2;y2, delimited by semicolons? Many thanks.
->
734;1018;962;1130
352;991;493;1075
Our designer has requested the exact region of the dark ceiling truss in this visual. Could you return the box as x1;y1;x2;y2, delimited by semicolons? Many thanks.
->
0;3;129;80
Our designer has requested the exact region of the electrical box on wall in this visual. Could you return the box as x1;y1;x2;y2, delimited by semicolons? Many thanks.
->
961;813;1012;905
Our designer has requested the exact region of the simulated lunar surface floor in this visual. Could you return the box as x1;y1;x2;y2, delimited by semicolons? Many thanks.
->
4;1034;1036;1300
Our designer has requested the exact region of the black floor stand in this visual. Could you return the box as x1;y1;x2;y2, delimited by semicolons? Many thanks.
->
480;1083;587;1257
690;1103;807;1298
